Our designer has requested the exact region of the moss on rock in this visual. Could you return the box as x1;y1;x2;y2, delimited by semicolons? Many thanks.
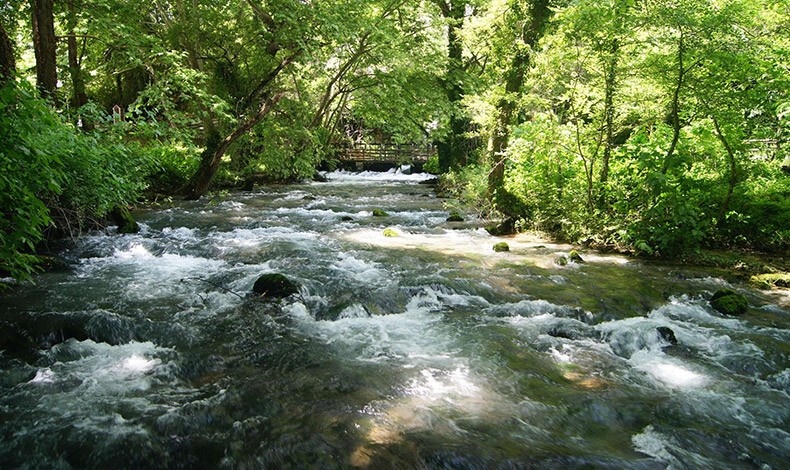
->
710;289;748;316
110;206;139;234
493;242;510;252
383;228;398;237
749;272;790;289
446;210;465;222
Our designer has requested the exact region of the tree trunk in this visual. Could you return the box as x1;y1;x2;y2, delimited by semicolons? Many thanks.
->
433;0;473;173
67;0;88;109
710;115;739;225
488;0;552;206
185;93;284;200
599;39;619;186
0;20;15;84
32;0;58;102
660;30;684;175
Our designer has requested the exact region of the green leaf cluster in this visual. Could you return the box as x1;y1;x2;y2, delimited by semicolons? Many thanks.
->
0;81;151;283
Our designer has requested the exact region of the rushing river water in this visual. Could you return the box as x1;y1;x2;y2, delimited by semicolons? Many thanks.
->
1;170;788;468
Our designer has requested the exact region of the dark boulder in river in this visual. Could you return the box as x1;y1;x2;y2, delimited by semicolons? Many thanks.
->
656;326;678;346
253;273;300;298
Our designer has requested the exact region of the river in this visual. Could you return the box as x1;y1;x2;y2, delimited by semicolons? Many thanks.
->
1;170;788;468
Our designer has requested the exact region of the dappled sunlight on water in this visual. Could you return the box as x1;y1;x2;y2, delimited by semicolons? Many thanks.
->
0;170;787;468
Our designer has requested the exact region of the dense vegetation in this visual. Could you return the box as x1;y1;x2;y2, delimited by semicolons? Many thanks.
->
1;0;787;282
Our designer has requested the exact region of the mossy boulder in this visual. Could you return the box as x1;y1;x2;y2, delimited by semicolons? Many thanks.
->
710;289;748;316
383;228;398;237
749;272;790;289
446;210;465;222
569;250;584;263
555;255;569;266
372;209;389;217
253;273;300;298
486;218;516;236
493;242;510;252
110;206;139;234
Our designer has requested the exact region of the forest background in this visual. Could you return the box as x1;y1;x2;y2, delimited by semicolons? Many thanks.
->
1;0;788;282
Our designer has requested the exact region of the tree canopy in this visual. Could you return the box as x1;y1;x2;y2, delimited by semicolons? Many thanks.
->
1;0;788;280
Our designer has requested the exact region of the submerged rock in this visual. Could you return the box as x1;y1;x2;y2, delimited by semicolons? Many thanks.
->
340;216;354;222
253;273;300;299
493;242;510;252
372;209;389;217
555;255;569;266
656;326;678;346
547;322;597;341
710;289;748;316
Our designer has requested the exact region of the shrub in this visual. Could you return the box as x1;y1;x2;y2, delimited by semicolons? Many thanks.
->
0;81;151;282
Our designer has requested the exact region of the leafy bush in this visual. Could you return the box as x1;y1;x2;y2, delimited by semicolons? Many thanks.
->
423;154;440;174
439;164;497;218
0;84;63;280
142;144;201;193
0;81;152;282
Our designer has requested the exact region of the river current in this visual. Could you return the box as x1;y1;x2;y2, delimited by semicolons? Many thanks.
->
1;170;788;468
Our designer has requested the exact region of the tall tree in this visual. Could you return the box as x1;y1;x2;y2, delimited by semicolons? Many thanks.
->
66;0;88;109
32;0;58;101
487;0;552;208
0;19;15;84
431;0;477;172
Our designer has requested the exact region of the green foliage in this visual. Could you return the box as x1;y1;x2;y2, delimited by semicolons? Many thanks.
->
4;0;786;263
0;84;61;280
448;0;790;257
424;154;441;174
439;164;497;218
0;81;151;282
140;144;200;193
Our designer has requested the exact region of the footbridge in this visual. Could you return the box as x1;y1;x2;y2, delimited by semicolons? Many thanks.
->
335;143;435;171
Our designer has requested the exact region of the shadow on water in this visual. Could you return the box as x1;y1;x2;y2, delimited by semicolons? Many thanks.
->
1;170;788;468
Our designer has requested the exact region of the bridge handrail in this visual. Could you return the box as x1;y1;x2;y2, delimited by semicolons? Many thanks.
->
335;142;435;163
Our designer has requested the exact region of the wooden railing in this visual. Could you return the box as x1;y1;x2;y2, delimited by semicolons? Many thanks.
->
336;143;435;163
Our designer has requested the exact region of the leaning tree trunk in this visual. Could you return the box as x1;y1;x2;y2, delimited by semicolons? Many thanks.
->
0;20;15;84
32;0;58;102
709;114;739;226
660;29;685;176
599;39;619;186
184;94;283;200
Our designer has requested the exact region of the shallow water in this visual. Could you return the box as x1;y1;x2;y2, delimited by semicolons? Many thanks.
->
1;169;788;468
